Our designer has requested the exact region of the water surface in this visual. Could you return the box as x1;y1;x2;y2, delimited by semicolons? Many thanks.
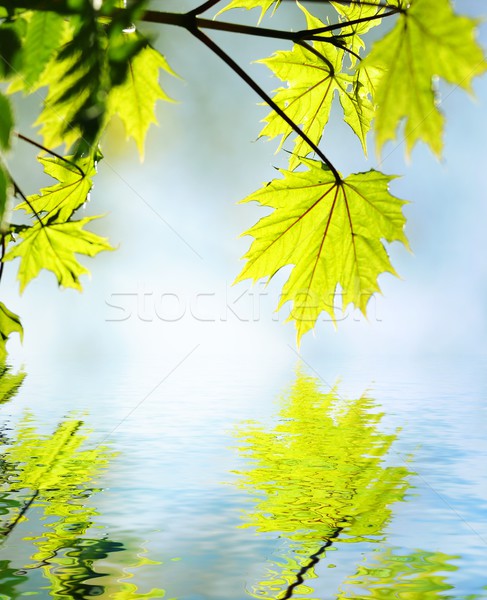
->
0;352;486;599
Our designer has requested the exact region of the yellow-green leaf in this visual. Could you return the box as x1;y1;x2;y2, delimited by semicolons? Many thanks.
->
362;0;487;156
19;22;87;151
216;0;280;23
259;6;374;168
331;0;388;61
236;159;408;342
4;216;114;292
18;156;96;223
22;10;64;89
108;45;176;159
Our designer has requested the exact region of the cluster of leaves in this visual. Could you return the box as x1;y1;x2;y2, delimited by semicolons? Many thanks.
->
232;0;485;342
0;0;485;353
0;0;176;356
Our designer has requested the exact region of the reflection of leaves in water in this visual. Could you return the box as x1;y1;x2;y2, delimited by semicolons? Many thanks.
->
0;364;25;406
0;371;167;599
337;547;464;599
233;369;412;598
100;547;172;600
0;559;29;597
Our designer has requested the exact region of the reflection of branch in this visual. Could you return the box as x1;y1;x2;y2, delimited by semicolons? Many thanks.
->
0;491;39;538
279;527;342;600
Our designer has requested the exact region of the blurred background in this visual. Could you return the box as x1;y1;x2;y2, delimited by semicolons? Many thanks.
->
2;0;486;375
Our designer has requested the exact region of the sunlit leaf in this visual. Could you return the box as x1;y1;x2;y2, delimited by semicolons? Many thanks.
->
22;10;64;89
216;0;280;22
362;0;487;155
108;45;176;158
18;21;88;151
259;6;375;167
10;10;152;156
236;159;408;341
17;155;96;223
52;10;110;156
331;0;387;61
4;216;114;292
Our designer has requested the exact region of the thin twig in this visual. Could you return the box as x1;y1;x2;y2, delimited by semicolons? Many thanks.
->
15;132;85;179
297;37;361;66
296;40;336;72
310;0;396;7
140;10;398;42
297;8;400;39
10;178;44;227
0;491;39;538
187;0;222;16
189;27;342;181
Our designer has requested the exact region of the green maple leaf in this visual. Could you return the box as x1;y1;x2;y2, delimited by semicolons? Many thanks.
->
9;21;88;151
4;217;113;292
362;0;487;155
331;0;387;61
22;10;64;89
18;156;96;223
216;0;280;22
0;302;23;360
236;159;408;342
108;45;176;158
259;6;374;168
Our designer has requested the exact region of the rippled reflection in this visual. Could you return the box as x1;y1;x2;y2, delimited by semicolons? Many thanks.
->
336;547;465;599
0;365;167;599
0;364;25;406
233;368;413;598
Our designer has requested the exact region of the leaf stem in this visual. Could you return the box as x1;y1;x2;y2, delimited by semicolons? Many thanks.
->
296;8;400;39
10;177;45;227
187;0;222;16
15;133;86;179
140;10;399;43
190;27;342;181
